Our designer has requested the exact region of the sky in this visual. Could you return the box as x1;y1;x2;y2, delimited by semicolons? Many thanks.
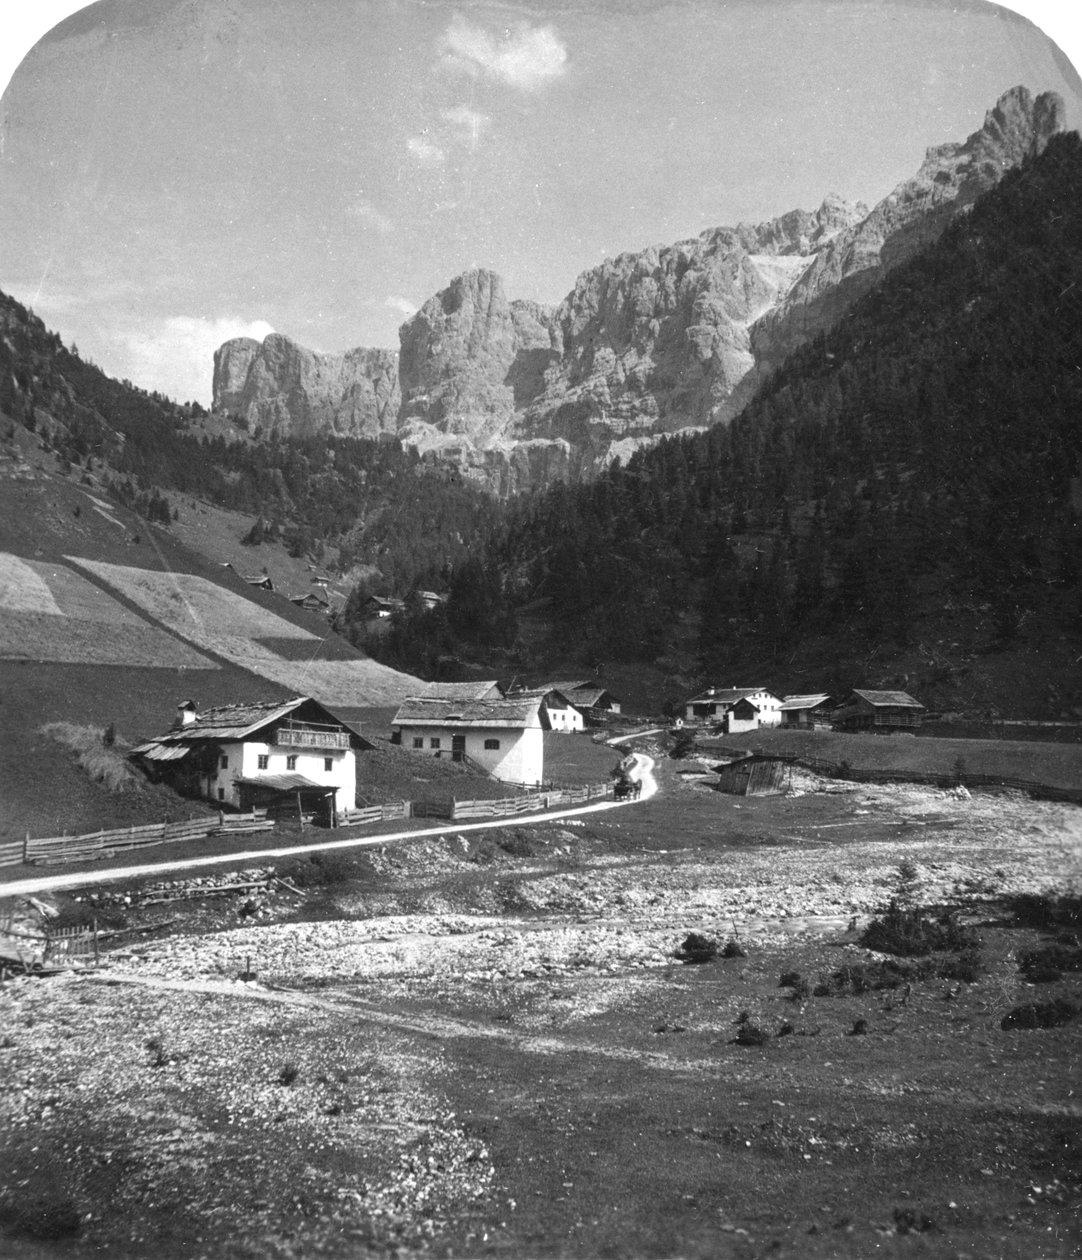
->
1;1;1080;406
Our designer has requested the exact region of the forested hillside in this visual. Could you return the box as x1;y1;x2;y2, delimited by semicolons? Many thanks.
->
490;133;1082;693
0;296;502;597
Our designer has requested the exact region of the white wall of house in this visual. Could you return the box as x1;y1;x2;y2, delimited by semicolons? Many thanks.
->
746;691;782;726
199;738;356;810
544;701;584;733
726;712;760;735
397;724;545;785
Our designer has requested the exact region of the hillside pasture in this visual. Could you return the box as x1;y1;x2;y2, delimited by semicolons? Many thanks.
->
0;553;216;668
69;558;420;705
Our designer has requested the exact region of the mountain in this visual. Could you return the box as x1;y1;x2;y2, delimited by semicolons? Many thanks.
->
212;334;401;438
212;87;1065;493
488;129;1082;714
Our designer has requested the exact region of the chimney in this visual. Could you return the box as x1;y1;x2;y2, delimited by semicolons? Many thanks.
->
174;700;198;728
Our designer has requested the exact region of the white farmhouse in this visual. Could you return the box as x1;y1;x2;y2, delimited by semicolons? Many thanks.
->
684;686;783;730
134;697;367;820
390;693;548;785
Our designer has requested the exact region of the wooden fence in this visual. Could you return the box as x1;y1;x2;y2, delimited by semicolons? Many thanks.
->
6;780;622;870
16;810;271;867
337;801;411;827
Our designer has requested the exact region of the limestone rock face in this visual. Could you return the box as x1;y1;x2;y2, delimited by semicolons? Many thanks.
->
209;87;1064;492
748;86;1066;386
212;334;400;438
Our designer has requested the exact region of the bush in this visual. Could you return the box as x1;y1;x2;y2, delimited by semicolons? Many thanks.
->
720;939;746;959
860;901;976;957
1001;999;1078;1031
496;829;534;858
674;932;718;964
280;852;359;887
1018;945;1082;983
1006;892;1082;930
733;1011;770;1046
938;949;983;983
278;1062;300;1086
822;959;933;996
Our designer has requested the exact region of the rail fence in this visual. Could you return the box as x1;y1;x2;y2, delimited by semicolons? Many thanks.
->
2;782;619;870
6;811;271;869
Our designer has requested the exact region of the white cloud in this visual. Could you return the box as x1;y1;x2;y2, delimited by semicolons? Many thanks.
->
439;18;567;91
441;105;491;150
122;316;274;406
407;134;446;166
385;296;417;320
347;198;395;234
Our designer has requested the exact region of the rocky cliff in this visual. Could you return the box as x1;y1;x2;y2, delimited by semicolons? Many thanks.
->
212;334;400;438
211;86;1064;491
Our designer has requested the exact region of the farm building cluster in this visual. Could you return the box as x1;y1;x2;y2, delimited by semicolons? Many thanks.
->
682;687;924;735
132;678;624;819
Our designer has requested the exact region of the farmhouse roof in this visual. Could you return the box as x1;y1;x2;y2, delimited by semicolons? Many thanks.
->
566;686;611;708
688;687;772;706
780;693;833;711
392;695;543;729
849;689;925;709
136;697;360;749
418;680;503;701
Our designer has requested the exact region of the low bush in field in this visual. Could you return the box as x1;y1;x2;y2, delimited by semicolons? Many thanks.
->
40;722;140;792
1018;944;1082;982
860;901;977;957
1001;998;1078;1030
1006;892;1082;930
674;932;718;964
817;958;934;996
733;1011;770;1046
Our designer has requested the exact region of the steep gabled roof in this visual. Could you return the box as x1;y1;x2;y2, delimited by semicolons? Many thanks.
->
392;695;543;729
419;680;503;701
687;687;774;706
137;697;361;747
780;693;833;711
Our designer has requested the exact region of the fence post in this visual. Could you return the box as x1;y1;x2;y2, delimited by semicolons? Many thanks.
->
23;832;29;863
93;918;99;965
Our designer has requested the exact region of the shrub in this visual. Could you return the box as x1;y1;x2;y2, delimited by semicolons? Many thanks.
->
1018;945;1082;983
1006;893;1082;930
1001;999;1078;1031
733;1011;770;1046
496;829;534;858
720;939;746;959
823;959;933;996
674;932;718;964
860;901;976;957
938;949;983;983
278;1062;300;1086
280;852;358;887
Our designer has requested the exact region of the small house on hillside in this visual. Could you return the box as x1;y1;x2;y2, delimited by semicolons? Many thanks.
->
552;681;623;720
359;595;406;620
780;694;834;728
133;697;369;820
289;590;334;617
390;693;548;785
511;687;583;733
831;689;925;733
685;687;782;731
414;589;447;611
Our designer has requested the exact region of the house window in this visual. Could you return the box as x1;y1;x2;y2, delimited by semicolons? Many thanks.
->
286;755;297;770
220;755;228;769
324;757;333;772
257;755;269;770
217;788;225;801
430;737;441;749
484;738;500;750
412;737;424;749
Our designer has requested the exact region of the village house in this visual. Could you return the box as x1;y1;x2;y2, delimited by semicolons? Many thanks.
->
289;590;334;617
510;687;584;733
132;697;369;820
359;594;406;620
779;694;835;728
684;686;782;731
831;689;926;733
550;680;623;721
419;680;504;701
390;693;548;785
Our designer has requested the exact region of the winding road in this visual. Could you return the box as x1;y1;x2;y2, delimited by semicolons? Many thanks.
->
1;744;660;899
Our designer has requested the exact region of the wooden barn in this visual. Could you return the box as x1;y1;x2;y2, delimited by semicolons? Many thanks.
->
716;755;789;796
780;694;834;728
831;689;925;733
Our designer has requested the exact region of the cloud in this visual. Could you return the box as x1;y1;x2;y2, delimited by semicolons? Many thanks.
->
347;198;395;234
385;296;417;320
122;316;275;406
439;18;567;90
441;105;491;150
407;134;446;167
